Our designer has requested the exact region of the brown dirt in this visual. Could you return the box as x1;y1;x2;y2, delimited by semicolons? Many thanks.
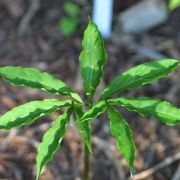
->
0;0;179;180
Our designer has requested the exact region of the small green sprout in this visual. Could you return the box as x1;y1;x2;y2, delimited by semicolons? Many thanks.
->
59;1;80;37
169;0;180;11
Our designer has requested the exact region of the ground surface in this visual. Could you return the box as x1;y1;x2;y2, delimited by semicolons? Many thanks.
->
0;0;179;180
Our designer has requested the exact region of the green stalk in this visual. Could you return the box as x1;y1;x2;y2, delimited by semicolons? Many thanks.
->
83;140;90;180
82;97;92;180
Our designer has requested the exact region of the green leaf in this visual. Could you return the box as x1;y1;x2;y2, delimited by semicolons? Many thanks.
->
63;2;80;16
0;99;72;130
100;59;180;100
108;97;180;125
75;107;92;153
77;101;107;124
59;17;79;37
169;0;180;11
108;106;135;169
36;108;73;179
79;19;107;99
0;66;82;102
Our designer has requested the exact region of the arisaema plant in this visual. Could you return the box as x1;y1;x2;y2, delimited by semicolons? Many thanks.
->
0;19;179;180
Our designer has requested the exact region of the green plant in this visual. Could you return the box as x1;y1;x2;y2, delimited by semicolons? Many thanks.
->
59;1;80;37
169;0;180;11
0;19;180;180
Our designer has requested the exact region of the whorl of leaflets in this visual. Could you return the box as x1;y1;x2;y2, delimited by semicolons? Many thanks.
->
0;18;179;179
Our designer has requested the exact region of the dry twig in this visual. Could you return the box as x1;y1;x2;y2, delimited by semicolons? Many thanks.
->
111;33;168;60
171;162;180;180
131;152;180;180
18;0;41;35
0;129;19;151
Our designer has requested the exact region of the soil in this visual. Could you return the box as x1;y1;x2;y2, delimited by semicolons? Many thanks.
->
0;0;179;180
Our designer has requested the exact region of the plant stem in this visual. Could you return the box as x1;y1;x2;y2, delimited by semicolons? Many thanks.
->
83;143;90;180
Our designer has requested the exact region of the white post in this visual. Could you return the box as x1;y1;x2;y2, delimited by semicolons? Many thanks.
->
92;0;113;38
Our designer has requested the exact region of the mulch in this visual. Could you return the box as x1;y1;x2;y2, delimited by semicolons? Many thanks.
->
0;0;179;179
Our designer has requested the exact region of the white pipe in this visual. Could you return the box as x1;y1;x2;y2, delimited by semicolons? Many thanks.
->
92;0;113;38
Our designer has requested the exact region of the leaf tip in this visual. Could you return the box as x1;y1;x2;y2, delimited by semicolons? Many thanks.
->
87;144;92;154
130;167;134;178
87;16;97;29
88;16;93;23
36;172;40;180
36;166;41;180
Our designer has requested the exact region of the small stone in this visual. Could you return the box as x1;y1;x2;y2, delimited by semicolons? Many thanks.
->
118;0;168;34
